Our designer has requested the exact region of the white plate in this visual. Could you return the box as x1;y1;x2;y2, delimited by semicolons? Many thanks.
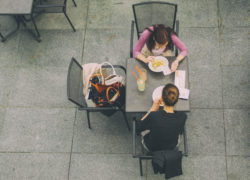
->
148;56;170;74
152;85;164;101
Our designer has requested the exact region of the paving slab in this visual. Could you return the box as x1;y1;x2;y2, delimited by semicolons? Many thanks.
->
180;28;220;66
83;28;130;66
222;66;250;109
0;107;75;152
219;0;249;27
87;0;133;29
72;110;134;154
220;27;250;66
146;155;227;180
186;109;225;155
0;68;17;106
0;153;69;180
0;32;19;67
177;0;218;28
8;67;72;107
189;65;222;108
17;30;83;68
33;0;88;30
69;153;146;180
227;156;250;180
224;109;250;156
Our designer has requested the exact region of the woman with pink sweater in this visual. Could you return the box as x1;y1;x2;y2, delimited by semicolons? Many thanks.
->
133;24;188;72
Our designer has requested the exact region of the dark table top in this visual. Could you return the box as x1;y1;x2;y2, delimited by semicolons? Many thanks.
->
125;57;190;112
0;0;34;15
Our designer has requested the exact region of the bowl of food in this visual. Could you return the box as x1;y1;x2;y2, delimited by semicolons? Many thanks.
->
148;56;171;75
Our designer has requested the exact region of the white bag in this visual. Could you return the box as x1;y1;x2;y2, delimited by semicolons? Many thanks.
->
100;62;125;86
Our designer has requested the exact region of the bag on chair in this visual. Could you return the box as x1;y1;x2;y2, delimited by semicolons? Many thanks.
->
88;62;125;115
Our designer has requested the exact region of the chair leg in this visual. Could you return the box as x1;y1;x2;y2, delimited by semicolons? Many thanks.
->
121;109;130;131
139;158;143;176
63;11;76;32
72;0;77;7
87;110;91;129
30;15;41;42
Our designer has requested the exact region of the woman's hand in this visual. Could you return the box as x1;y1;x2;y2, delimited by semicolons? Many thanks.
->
150;98;162;112
144;56;155;63
171;60;179;72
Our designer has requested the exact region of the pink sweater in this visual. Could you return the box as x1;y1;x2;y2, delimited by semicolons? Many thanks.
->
133;27;188;58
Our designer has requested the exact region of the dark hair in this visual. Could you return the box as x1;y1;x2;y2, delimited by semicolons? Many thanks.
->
146;24;174;51
162;84;179;106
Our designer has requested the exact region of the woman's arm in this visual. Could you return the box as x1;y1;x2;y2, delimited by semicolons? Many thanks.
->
170;34;188;71
133;28;154;63
141;98;162;120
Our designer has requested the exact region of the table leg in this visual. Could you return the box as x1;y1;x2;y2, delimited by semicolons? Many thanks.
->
0;16;20;42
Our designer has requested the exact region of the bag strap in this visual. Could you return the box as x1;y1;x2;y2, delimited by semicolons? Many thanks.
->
106;86;120;103
100;62;117;78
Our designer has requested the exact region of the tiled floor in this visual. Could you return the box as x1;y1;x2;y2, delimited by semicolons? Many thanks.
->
0;0;249;179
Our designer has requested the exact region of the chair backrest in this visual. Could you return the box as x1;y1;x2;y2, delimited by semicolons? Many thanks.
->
67;58;87;107
132;1;177;39
33;0;67;13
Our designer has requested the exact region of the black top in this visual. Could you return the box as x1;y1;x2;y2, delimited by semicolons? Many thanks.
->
136;110;187;152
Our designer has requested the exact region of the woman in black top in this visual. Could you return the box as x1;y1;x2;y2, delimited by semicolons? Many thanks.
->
136;84;187;152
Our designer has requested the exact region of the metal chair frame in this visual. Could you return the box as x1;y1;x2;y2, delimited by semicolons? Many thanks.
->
132;117;188;176
32;0;76;38
67;57;130;131
130;1;179;58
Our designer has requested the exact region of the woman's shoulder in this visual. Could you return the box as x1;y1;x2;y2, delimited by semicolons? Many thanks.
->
174;111;187;120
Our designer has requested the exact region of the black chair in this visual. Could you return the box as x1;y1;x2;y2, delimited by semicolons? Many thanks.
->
130;1;179;58
67;57;130;131
32;0;76;33
132;117;188;176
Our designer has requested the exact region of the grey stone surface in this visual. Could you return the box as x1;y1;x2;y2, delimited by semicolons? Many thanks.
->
87;0;133;29
69;153;146;180
186;109;225;155
0;32;19;67
227;156;250;180
0;68;17;106
219;0;249;27
222;66;250;108
147;156;227;180
220;27;250;66
0;107;75;152
8;67;72;107
72;110;133;153
83;28;130;66
224;109;250;156
17;30;83;68
0;153;69;180
189;65;222;108
177;0;218;28
33;0;88;30
180;28;220;66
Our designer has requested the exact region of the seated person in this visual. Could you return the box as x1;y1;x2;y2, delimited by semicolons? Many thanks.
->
133;24;188;72
136;84;187;152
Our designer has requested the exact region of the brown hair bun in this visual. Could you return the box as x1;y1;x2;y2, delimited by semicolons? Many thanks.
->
162;84;179;106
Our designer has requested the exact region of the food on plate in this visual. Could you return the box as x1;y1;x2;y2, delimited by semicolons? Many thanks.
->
152;59;166;69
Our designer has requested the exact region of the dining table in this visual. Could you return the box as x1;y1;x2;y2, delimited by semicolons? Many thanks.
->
125;56;190;113
0;0;40;42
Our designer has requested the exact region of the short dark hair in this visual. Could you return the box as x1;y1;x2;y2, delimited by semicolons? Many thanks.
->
162;84;179;106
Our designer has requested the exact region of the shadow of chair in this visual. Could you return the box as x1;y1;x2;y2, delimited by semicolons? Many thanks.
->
130;1;179;58
132;117;188;176
67;57;130;131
